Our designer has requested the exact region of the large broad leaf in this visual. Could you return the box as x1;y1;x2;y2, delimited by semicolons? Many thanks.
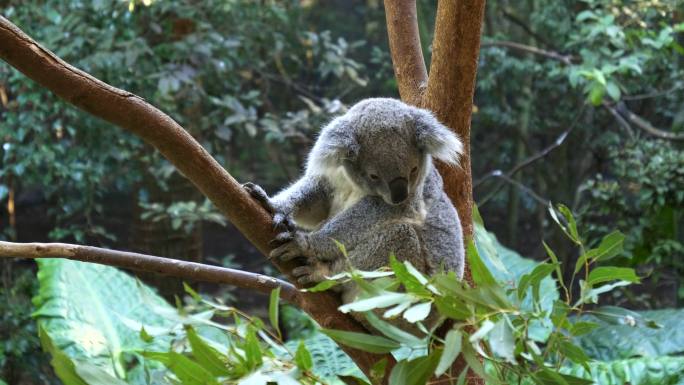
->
283;333;369;385
561;356;684;385
32;259;176;379
574;308;684;361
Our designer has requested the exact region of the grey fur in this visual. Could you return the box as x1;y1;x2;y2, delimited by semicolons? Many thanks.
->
246;98;465;303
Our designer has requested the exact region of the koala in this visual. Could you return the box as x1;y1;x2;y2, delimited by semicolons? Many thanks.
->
245;98;465;304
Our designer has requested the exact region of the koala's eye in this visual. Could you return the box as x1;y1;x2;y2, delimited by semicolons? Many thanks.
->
411;166;418;175
369;173;379;181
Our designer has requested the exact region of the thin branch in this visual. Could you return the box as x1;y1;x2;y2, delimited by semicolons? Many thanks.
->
500;7;552;48
622;84;683;101
383;0;428;105
477;172;551;208
614;102;684;141
474;107;585;188
481;41;575;65
475;107;586;207
0;16;389;377
0;241;301;305
602;102;636;138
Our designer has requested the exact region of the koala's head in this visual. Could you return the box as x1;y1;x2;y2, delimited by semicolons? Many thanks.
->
308;98;463;205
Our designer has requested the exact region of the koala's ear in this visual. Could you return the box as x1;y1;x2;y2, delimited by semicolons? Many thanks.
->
413;109;463;166
306;117;358;175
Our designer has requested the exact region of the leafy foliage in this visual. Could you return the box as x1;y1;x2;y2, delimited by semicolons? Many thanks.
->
315;205;658;385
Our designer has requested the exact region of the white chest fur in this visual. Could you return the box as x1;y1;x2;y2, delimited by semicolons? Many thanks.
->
327;166;365;217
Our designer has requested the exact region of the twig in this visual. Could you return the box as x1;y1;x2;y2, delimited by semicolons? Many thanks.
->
613;102;684;141
480;173;550;207
480;41;575;65
0;241;302;306
475;107;585;208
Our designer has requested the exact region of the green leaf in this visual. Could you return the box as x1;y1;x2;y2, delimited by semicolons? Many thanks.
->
183;282;202;302
435;329;462;376
186;326;229;376
557;204;580;243
332;239;348;257
605;81;621;101
389;255;430;296
294;341;313;371
269;287;281;337
587;266;639;285
461;337;494;383
39;326;89;385
140;326;154;343
542;242;562;276
383;301;413;318
144;351;219;385
321;329;400;354
467;239;497;287
434;296;470;320
306;279;339;292
244;326;264;369
75;363;129;385
517;263;557;302
33;260;176;378
588;231;625;262
489;318;516;364
338;292;413;313
577;280;632;305
558;340;591;372
569;321;599;336
389;351;441;385
469;319;496;343
364;312;425;347
403;302;432;323
370;358;388;384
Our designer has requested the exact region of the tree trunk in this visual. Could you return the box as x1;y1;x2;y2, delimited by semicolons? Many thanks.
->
384;0;486;383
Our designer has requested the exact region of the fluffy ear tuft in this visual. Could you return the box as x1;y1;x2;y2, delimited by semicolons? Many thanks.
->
306;117;358;175
414;109;463;166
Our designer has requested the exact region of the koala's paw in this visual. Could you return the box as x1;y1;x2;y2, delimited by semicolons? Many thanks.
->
292;259;331;286
243;182;273;211
269;230;310;262
243;182;292;231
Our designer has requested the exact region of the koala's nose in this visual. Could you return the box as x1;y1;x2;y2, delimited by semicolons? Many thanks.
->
389;177;408;204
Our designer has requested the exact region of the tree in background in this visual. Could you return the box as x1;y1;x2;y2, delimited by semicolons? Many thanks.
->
0;0;485;382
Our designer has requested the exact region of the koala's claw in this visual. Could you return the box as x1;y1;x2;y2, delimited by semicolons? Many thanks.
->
269;231;294;247
292;265;319;285
270;239;303;262
243;182;294;231
243;182;273;212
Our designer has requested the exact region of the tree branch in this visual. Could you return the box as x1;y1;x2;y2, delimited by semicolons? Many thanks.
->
0;16;389;377
481;40;575;65
0;241;302;305
614;102;684;141
383;0;428;105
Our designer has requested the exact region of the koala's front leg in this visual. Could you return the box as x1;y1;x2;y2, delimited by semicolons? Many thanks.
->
270;230;348;285
242;182;293;231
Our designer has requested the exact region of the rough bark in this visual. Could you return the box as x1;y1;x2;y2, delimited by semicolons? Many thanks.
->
0;16;390;377
383;0;486;383
0;241;301;305
384;0;428;105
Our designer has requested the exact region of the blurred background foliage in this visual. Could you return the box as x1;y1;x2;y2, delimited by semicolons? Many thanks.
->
0;0;682;383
